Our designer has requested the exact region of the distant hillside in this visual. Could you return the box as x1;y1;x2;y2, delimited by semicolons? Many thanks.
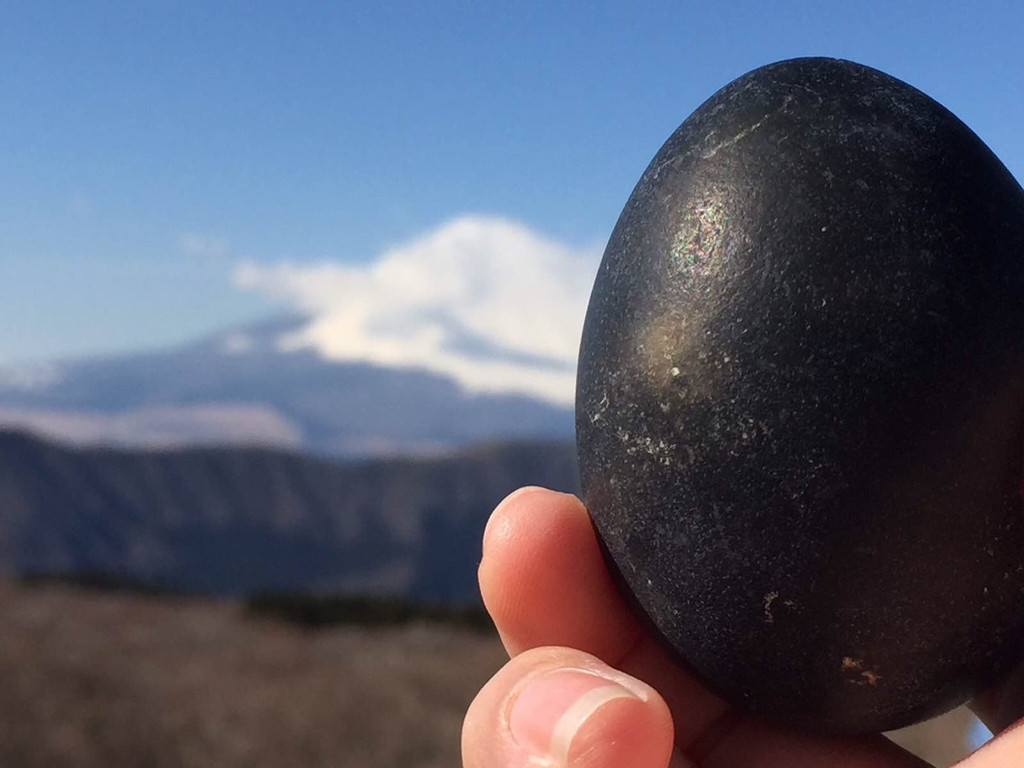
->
0;430;578;599
0;315;575;456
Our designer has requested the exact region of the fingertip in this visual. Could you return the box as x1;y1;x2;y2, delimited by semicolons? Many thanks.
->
478;486;642;661
463;647;674;768
564;679;675;768
479;486;588;632
483;486;583;558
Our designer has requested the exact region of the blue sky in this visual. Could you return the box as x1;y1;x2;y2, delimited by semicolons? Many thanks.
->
1;1;1023;368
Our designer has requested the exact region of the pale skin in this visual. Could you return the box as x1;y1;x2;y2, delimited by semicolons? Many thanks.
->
462;486;1024;768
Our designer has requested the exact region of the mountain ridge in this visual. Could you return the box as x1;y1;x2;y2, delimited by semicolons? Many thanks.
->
0;429;579;600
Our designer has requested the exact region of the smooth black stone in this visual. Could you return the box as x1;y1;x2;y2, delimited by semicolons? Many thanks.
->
576;58;1024;734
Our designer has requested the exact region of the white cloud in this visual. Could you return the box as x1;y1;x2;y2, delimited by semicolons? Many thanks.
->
233;216;603;405
180;232;230;259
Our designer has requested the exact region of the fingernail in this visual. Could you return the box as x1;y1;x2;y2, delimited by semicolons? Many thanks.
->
508;669;643;765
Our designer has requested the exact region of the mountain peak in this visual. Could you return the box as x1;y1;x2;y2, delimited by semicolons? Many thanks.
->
0;316;575;457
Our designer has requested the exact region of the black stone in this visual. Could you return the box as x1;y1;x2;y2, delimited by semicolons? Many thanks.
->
575;58;1024;734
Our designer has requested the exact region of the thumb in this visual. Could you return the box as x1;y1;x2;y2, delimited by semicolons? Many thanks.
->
462;646;676;768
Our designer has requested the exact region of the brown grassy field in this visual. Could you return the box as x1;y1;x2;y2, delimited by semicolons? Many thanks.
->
0;581;505;767
0;581;982;767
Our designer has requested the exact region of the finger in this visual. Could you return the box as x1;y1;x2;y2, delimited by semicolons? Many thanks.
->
481;486;731;745
481;486;646;661
462;646;675;768
479;486;928;767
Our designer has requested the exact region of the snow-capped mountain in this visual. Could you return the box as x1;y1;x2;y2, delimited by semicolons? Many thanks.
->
0;315;575;457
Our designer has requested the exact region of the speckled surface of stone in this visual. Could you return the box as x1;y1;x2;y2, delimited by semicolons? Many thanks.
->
575;57;1024;734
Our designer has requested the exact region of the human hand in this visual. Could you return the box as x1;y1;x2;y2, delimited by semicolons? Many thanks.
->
462;487;1024;767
